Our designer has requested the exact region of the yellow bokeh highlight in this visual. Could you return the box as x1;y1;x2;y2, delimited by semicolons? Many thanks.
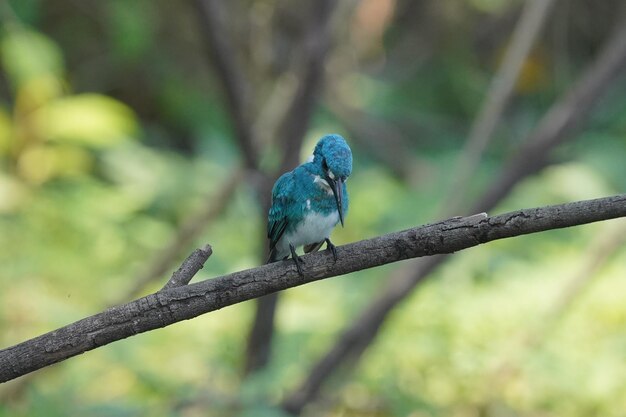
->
14;74;65;114
31;94;139;147
17;144;93;185
0;174;29;213
0;108;13;155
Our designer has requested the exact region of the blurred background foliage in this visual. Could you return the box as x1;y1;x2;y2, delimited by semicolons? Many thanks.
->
0;0;625;416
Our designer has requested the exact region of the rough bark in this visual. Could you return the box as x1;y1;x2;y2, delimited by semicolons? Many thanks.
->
162;245;213;290
1;194;625;383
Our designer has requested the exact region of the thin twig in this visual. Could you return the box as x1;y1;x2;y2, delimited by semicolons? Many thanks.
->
1;194;625;383
162;244;213;290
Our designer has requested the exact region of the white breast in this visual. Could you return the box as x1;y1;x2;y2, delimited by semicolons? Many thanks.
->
276;211;339;257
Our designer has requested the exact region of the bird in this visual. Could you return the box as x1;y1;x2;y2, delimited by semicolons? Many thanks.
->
267;134;352;275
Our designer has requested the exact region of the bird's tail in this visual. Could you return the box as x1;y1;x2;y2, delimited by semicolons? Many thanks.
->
303;241;324;254
266;248;278;264
267;247;293;264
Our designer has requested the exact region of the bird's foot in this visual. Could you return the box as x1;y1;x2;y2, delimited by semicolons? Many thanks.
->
325;238;337;262
289;244;305;276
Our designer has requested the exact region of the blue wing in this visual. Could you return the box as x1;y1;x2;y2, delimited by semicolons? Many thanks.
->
267;171;295;256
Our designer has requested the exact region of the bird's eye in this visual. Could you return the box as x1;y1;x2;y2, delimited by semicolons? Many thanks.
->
322;158;328;172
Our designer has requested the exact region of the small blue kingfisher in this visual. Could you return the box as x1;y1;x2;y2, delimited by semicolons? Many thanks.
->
267;134;352;275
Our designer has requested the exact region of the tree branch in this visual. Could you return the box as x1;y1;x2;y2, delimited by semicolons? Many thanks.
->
1;195;625;383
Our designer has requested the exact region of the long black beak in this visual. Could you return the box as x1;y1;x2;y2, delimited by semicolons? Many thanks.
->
327;176;344;226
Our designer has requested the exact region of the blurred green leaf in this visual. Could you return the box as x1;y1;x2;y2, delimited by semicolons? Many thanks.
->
0;27;63;89
31;94;139;147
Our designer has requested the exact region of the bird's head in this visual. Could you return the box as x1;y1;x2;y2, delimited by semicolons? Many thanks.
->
313;134;352;226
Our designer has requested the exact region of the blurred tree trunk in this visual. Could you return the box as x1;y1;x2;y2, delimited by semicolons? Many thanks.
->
192;0;340;375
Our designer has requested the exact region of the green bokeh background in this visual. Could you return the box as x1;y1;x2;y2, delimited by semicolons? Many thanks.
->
0;1;625;416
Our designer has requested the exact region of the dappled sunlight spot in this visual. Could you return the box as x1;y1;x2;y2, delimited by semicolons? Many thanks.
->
91;225;128;264
0;174;29;212
32;94;139;148
106;328;214;389
17;145;56;184
336;74;388;110
15;74;65;113
84;367;137;402
0;108;12;154
187;304;251;336
67;182;147;227
444;258;575;347
360;298;457;406
0;286;46;344
342;382;381;412
0;280;86;346
559;262;626;345
519;344;624;415
48;145;93;177
504;162;614;212
278;284;347;334
17;144;93;184
579;263;626;326
584;357;626;401
126;216;174;252
100;145;175;210
543;163;614;201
